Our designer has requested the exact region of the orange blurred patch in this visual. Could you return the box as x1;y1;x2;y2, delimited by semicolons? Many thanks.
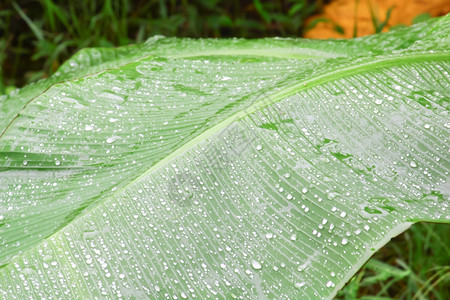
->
304;0;450;39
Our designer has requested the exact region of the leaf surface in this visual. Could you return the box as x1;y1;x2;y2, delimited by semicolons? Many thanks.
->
0;15;449;299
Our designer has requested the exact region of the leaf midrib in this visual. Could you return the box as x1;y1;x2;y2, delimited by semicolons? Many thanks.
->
130;51;449;185
1;50;448;271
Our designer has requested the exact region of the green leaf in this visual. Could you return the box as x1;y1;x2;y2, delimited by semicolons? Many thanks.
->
12;1;44;42
0;15;449;299
253;0;271;23
360;259;410;285
413;13;431;25
288;1;306;17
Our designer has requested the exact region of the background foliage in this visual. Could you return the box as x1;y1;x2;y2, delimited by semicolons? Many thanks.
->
0;0;327;90
0;0;448;298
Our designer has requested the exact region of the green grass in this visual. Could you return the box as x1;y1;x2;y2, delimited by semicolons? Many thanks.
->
338;223;450;299
0;0;322;91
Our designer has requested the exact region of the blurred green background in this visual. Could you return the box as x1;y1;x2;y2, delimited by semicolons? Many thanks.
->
0;0;448;298
0;0;328;91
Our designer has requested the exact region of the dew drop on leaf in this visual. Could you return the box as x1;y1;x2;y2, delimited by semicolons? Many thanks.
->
295;282;306;289
106;137;118;144
251;260;262;270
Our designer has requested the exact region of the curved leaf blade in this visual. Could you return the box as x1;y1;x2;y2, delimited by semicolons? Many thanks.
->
0;15;449;299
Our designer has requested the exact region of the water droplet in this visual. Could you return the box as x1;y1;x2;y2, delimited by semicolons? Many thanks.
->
106;136;119;144
20;267;34;275
364;225;370;231
341;238;348;245
301;187;308;194
290;233;297;241
256;145;262;151
328;193;339;200
287;194;293;200
295;282;306;289
109;118;119;123
251;260;262;270
284;173;290;178
340;211;346;218
85;124;93;131
69;60;79;68
23;160;28;166
424;124;431;129
375;99;383;105
410;161;417;168
100;92;124;102
265;233;273;239
55;160;61;166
